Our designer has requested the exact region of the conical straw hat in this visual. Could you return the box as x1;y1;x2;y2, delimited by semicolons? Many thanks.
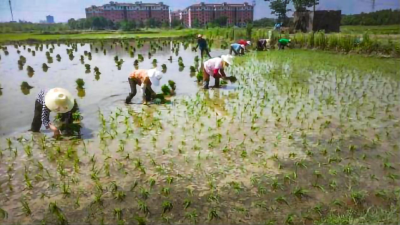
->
45;88;75;113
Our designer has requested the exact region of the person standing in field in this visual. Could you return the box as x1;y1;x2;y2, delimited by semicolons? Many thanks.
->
125;68;163;105
194;34;212;59
202;55;235;89
30;88;76;137
230;43;245;55
278;38;291;50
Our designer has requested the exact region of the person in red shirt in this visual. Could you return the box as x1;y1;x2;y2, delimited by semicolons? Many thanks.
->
237;40;251;47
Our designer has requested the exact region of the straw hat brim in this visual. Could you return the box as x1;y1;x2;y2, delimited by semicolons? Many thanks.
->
222;55;234;65
44;88;75;113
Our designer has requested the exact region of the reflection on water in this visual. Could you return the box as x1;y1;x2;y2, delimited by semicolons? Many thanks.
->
0;40;227;135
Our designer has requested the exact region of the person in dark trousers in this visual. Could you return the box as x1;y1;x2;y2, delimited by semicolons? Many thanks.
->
257;39;270;51
278;38;291;50
202;55;234;89
195;34;212;58
125;68;163;105
229;43;245;55
30;88;76;137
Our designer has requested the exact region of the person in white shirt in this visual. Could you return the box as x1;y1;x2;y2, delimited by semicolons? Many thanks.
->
202;55;234;89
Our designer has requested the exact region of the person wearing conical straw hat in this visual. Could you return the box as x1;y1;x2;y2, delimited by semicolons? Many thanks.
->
202;54;236;89
30;88;76;137
125;68;163;105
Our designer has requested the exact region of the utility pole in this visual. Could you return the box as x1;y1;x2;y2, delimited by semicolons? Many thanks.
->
9;0;14;21
372;0;375;12
313;0;316;14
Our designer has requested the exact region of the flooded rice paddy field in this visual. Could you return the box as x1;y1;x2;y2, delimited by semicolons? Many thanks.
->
1;40;400;224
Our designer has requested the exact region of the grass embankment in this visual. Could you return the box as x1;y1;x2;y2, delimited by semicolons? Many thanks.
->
341;24;400;34
0;29;198;43
238;49;400;75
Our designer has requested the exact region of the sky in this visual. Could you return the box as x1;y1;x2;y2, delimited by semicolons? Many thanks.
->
0;0;399;23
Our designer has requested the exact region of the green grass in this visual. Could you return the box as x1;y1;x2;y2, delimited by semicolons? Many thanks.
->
237;50;400;76
0;29;199;43
315;206;400;224
341;25;400;34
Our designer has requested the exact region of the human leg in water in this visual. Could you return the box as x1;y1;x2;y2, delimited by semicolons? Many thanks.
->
203;69;210;89
30;100;43;132
125;78;137;104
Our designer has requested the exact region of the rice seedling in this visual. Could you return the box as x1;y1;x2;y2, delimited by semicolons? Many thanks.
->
0;208;8;219
161;85;171;96
20;199;31;216
292;187;309;200
138;200;150;215
76;79;85;89
113;208;123;220
162;200;173;213
208;208;220;221
42;63;49;72
185;210;198;224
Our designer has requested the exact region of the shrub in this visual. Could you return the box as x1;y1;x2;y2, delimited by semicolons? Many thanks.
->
196;71;203;82
168;80;176;91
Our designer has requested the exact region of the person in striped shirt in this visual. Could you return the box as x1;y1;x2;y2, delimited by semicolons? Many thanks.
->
30;88;75;137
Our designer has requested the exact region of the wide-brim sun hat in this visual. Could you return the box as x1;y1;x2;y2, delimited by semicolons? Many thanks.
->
45;88;75;113
221;55;234;65
147;69;163;86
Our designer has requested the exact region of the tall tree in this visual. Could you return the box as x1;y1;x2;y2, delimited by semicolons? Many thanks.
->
265;0;291;25
292;0;319;12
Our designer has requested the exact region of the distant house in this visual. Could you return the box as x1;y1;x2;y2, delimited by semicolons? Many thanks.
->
46;15;55;24
171;2;254;28
293;10;341;33
85;1;169;23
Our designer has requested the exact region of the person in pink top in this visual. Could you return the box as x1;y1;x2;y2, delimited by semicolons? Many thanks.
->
125;69;163;105
202;55;234;89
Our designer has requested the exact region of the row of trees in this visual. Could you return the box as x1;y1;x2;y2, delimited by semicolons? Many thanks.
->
0;23;69;33
191;16;229;28
253;18;276;27
67;17;169;30
342;9;400;26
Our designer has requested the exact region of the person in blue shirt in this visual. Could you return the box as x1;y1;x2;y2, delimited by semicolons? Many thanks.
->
229;43;245;55
194;34;212;58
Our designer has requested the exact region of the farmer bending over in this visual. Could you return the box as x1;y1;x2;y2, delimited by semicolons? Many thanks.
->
30;88;76;137
278;38;291;50
202;55;234;89
125;69;163;105
230;43;245;55
237;40;251;50
257;39;270;51
195;34;212;58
